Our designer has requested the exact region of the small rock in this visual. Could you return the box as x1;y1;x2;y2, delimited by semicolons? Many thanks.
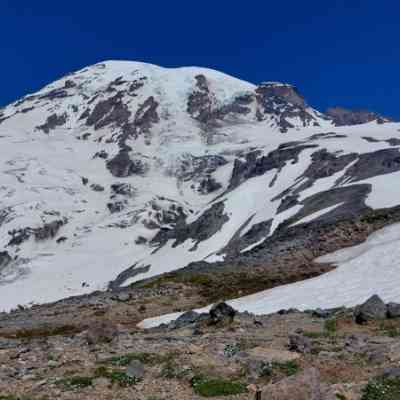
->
354;294;387;324
382;367;400;378
86;320;118;345
113;292;130;302
126;359;145;380
368;349;388;364
209;302;236;324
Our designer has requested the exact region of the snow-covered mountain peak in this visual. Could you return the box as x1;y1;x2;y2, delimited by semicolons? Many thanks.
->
0;61;399;311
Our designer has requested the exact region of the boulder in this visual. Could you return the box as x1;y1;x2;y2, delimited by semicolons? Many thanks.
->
354;295;387;324
126;359;145;380
387;302;400;319
209;302;236;324
171;310;201;329
262;368;321;400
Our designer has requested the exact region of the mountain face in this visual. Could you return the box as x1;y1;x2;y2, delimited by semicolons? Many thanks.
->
0;60;399;312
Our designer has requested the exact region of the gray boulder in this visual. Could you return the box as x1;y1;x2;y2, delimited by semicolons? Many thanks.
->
387;302;400;319
354;295;387;324
171;311;200;329
126;359;145;380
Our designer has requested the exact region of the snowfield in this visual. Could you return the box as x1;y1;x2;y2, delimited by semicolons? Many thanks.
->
0;60;400;312
139;222;400;328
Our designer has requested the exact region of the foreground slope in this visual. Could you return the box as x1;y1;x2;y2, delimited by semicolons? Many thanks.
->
0;60;399;311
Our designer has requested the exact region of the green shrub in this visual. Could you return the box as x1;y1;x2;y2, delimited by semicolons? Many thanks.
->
57;376;93;390
361;376;400;400
302;331;327;338
160;360;190;379
5;324;80;339
324;318;337;335
103;351;175;366
94;366;139;387
273;360;300;376
191;375;247;397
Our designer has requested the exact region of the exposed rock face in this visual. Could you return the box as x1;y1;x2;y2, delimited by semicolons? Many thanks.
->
0;251;11;272
151;201;229;250
187;75;215;124
198;176;222;194
255;82;318;132
337;148;400;184
34;220;65;241
7;220;66;246
228;144;318;191
257;82;307;108
85;92;131;130
36;113;67;133
110;182;136;197
106;151;148;177
326;106;391;126
354;294;387;324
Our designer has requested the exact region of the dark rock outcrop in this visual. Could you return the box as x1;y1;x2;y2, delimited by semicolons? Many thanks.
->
255;82;317;132
34;220;65;241
326;106;391;126
110;182;136;197
209;302;236;324
387;302;400;319
337;148;400;184
36;113;67;133
106;151;148;177
354;295;387;324
0;251;11;272
228;144;318;191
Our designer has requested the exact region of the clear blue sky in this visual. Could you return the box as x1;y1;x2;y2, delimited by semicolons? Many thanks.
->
1;1;399;118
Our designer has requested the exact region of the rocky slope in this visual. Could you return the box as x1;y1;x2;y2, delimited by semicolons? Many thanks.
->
0;60;399;312
1;289;400;400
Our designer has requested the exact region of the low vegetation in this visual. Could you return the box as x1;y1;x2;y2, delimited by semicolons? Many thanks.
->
102;351;176;367
361;376;400;400
191;375;247;397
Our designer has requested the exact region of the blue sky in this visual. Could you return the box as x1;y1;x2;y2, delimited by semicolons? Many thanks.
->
1;1;399;118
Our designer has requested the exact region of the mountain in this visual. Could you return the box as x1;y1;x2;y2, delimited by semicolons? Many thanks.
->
0;60;399;313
